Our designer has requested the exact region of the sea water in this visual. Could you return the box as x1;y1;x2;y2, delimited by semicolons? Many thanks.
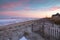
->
0;18;37;26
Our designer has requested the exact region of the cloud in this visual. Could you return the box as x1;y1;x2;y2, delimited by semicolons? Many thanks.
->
31;0;48;4
0;2;22;9
0;0;30;9
49;6;60;11
19;0;30;3
0;9;54;18
1;6;60;18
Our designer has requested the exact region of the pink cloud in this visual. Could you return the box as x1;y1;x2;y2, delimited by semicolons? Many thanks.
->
32;0;46;3
0;2;22;9
0;0;30;9
49;6;60;11
19;0;30;3
0;10;47;18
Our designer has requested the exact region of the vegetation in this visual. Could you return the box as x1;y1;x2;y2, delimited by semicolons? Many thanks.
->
24;32;29;36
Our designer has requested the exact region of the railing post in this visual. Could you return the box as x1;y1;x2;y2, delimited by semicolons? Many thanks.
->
32;24;33;32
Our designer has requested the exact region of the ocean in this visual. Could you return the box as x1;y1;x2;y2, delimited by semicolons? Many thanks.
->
0;18;37;26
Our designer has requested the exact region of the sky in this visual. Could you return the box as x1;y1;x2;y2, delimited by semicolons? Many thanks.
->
0;0;60;18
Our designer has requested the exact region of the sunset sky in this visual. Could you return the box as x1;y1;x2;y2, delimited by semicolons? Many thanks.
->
0;0;60;18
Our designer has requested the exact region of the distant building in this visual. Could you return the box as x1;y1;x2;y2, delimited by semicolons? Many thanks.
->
52;13;60;23
52;13;60;18
49;12;60;24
